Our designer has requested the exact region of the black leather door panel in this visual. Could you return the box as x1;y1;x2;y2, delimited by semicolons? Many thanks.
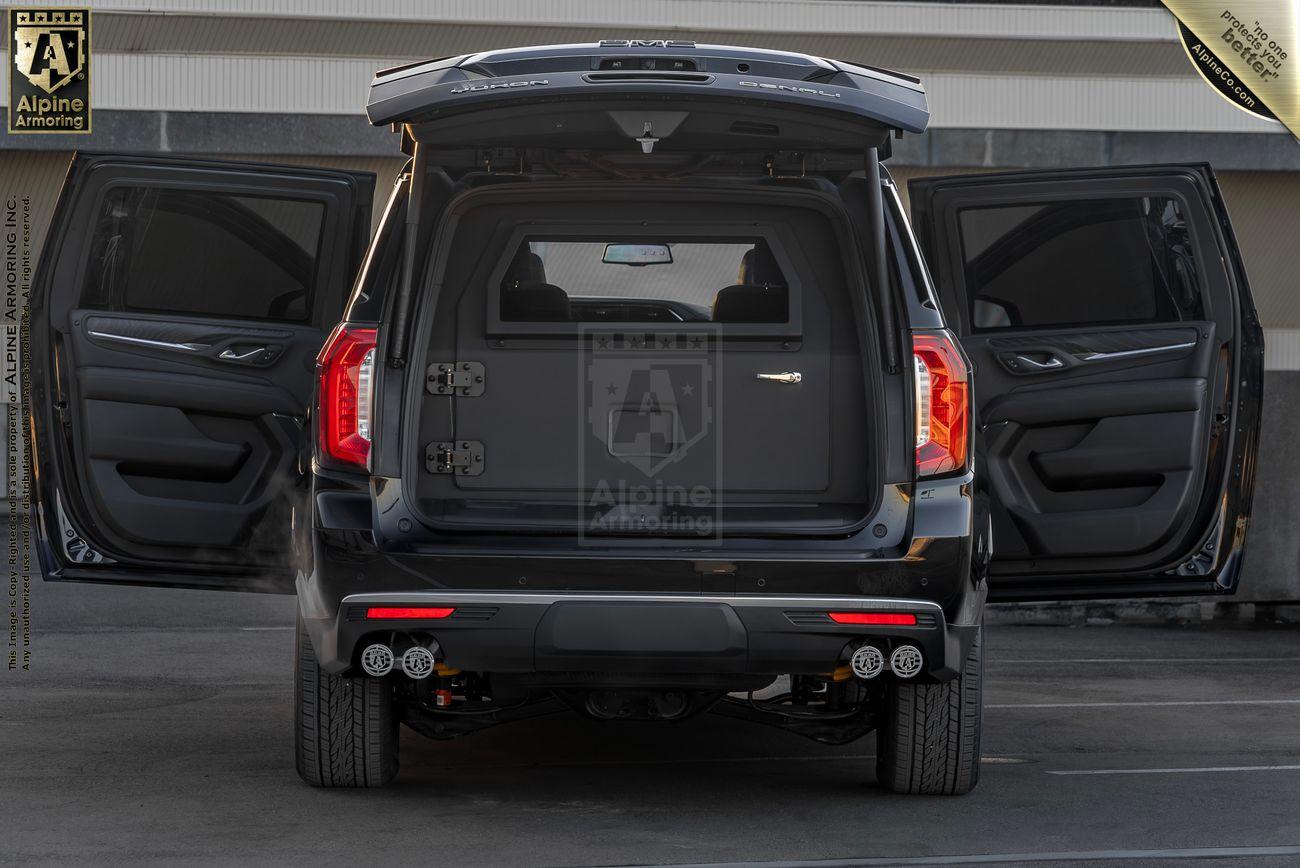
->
1029;409;1200;484
983;374;1206;558
977;330;1212;558
86;400;250;478
908;165;1262;598
64;313;317;559
984;377;1205;426
28;153;375;589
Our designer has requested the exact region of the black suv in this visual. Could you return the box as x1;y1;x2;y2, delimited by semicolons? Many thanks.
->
29;42;1263;795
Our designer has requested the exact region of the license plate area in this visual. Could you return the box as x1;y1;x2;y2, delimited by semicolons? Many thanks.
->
534;601;748;672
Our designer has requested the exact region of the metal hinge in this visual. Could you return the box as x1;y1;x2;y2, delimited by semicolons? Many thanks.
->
426;440;485;476
426;361;485;397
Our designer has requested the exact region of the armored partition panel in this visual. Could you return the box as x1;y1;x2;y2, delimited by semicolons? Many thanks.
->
406;183;882;537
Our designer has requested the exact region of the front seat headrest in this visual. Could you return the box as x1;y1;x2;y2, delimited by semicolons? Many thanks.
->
507;248;547;287
738;245;783;287
501;284;571;321
501;247;569;321
711;285;788;323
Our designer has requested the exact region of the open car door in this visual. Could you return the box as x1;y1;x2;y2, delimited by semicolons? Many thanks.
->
28;154;375;592
909;165;1263;600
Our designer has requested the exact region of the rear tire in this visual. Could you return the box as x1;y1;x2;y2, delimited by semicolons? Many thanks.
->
875;625;983;795
294;613;399;787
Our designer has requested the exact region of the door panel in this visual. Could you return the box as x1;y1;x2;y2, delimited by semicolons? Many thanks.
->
30;155;374;591
909;165;1263;600
67;312;316;555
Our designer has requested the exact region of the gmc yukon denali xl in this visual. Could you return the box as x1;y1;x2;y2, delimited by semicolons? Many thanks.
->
28;42;1263;794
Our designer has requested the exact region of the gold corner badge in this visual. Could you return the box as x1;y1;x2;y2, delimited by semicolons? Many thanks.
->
1163;0;1296;138
8;7;91;134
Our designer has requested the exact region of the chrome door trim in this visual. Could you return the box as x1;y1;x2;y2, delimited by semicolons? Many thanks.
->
88;331;209;353
1078;341;1196;362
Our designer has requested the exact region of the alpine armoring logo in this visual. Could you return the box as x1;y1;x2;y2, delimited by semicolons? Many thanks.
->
580;328;721;541
8;8;91;134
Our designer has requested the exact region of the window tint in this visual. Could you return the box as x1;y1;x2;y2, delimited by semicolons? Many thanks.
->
82;186;325;321
958;196;1202;330
499;238;789;323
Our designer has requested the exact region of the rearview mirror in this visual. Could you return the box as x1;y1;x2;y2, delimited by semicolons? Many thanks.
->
602;243;673;266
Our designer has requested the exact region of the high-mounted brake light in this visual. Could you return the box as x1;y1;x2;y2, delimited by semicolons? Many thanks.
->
317;324;378;469
366;606;456;620
828;612;918;626
913;331;969;477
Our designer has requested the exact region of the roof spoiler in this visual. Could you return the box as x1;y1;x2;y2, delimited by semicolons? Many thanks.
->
367;42;929;140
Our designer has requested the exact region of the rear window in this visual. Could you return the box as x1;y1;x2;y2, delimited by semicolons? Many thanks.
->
81;186;326;321
499;237;789;323
958;196;1203;330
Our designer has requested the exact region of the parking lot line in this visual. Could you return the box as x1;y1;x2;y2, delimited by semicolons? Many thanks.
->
995;657;1300;664
661;844;1300;866
988;699;1300;709
1048;764;1300;776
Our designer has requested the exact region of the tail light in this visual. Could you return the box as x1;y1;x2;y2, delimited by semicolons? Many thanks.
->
913;331;969;477
828;612;918;626
317;323;378;469
366;606;455;620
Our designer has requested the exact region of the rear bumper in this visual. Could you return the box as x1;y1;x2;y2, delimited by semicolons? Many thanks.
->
302;591;980;682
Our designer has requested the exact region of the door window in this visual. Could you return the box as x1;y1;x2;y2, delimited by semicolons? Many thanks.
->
958;196;1203;330
81;186;326;321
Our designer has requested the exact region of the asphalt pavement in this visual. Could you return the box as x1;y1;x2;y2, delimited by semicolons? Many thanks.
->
4;577;1300;867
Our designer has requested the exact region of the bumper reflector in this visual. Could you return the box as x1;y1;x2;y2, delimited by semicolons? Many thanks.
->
827;612;918;626
366;606;456;620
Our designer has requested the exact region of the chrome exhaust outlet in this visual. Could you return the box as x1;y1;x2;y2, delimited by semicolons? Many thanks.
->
849;644;885;680
401;645;436;680
360;643;394;677
889;644;924;679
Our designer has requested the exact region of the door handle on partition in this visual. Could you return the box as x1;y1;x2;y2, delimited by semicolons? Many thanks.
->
756;371;802;384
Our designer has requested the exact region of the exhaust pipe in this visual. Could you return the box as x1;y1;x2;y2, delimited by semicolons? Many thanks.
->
889;644;924;679
360;643;395;677
849;644;885;680
401;645;436;679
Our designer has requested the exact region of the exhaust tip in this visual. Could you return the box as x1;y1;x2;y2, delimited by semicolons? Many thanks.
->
889;644;924;679
360;643;394;677
849;644;885;680
401;645;436;679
